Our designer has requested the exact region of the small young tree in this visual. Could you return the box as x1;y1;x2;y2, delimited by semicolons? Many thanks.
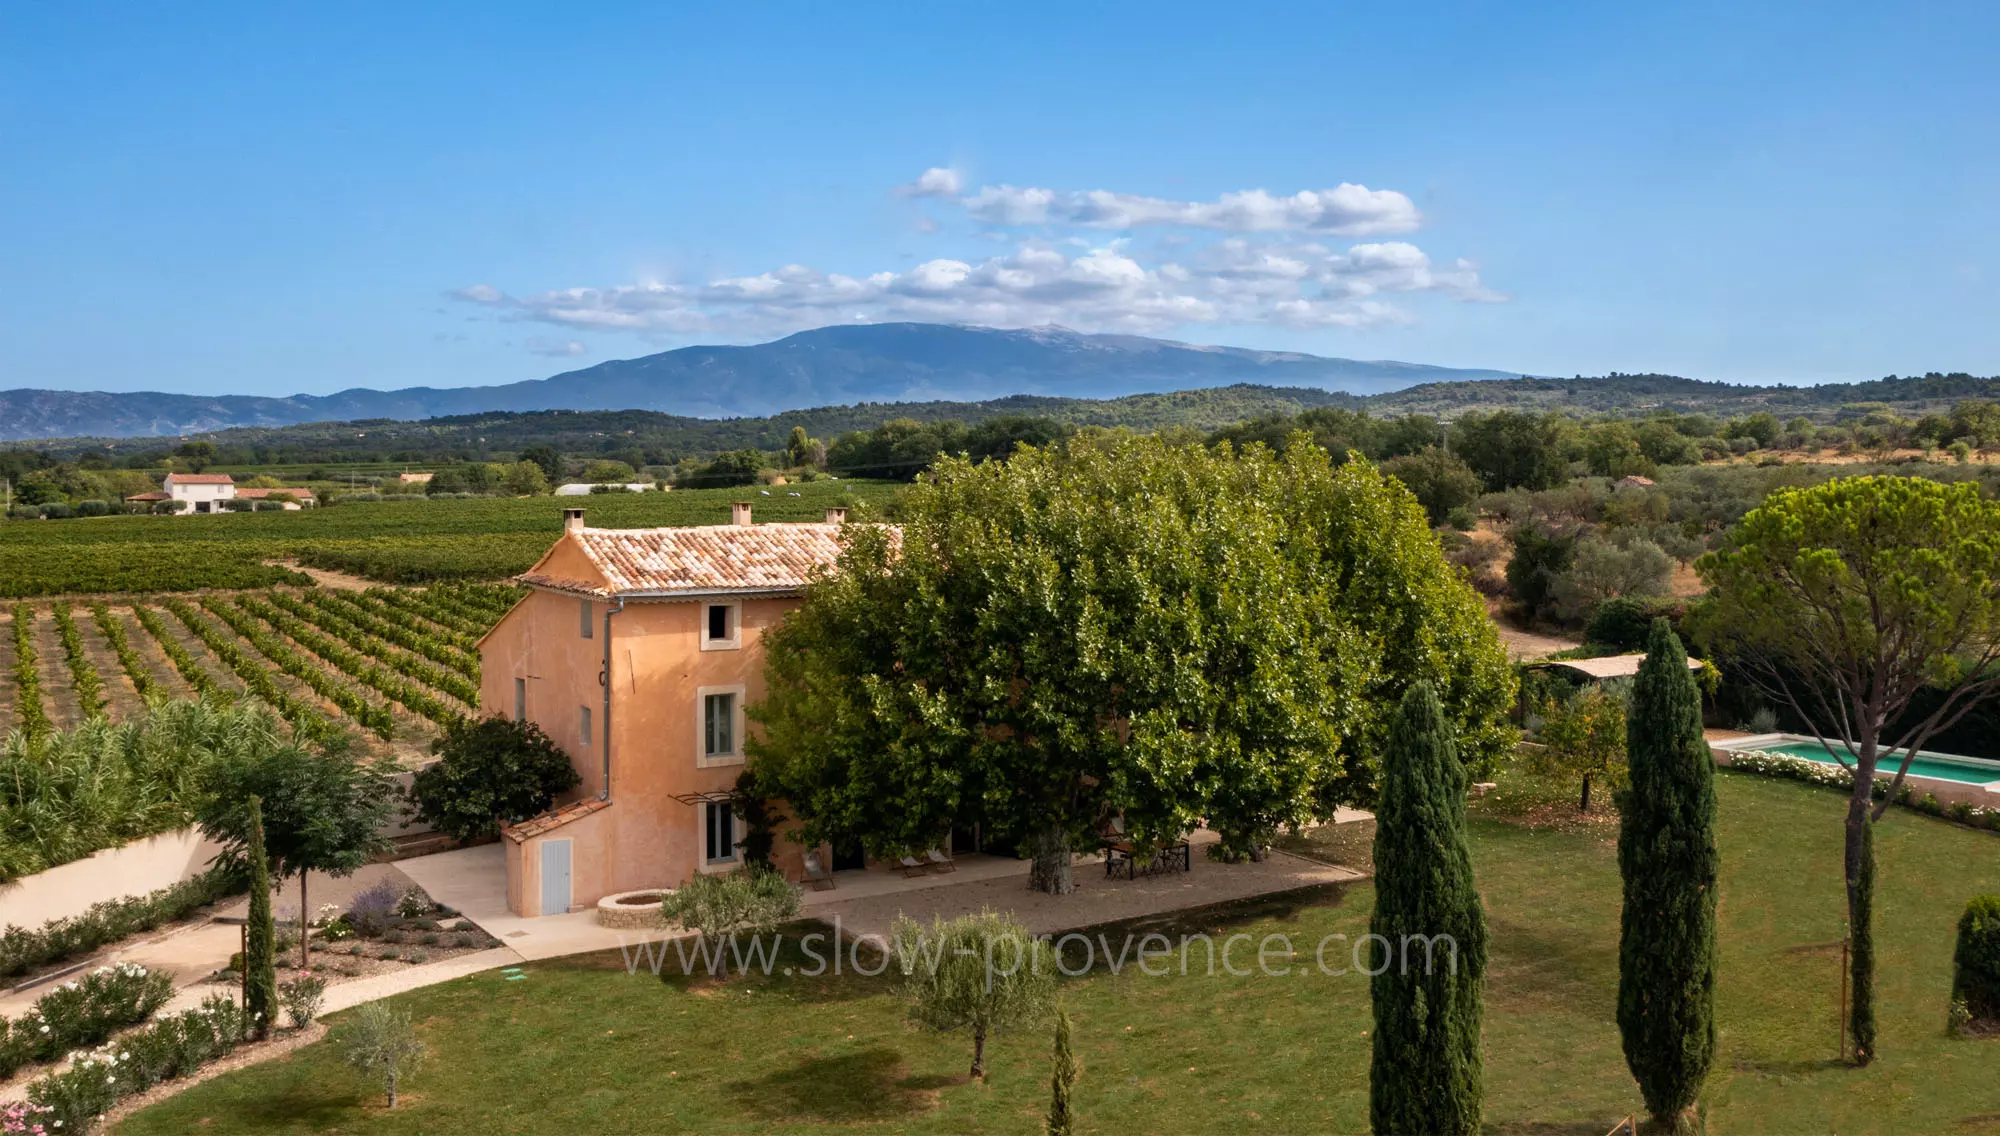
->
657;867;799;979
1368;683;1487;1136
410;716;580;843
1617;621;1718;1132
341;1002;424;1109
893;910;1055;1079
243;796;278;1041
1528;681;1629;812
197;739;397;969
1046;1008;1078;1136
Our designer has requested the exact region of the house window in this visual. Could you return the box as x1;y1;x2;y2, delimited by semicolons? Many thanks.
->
579;705;592;747
514;677;526;722
704;802;738;864
700;602;740;650
704;693;735;758
579;598;593;639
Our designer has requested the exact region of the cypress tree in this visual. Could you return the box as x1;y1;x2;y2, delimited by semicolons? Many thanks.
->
1046;1008;1077;1136
244;794;278;1041
1616;620;1718;1129
1369;682;1486;1136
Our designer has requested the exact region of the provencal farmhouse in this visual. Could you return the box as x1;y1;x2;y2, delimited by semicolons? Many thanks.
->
477;503;871;916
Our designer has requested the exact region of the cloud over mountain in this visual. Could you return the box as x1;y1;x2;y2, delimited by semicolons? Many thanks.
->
454;170;1497;347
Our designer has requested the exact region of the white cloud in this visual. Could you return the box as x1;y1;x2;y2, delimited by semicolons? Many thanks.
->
449;170;1497;341
453;235;1494;339
899;166;963;198
956;182;1420;236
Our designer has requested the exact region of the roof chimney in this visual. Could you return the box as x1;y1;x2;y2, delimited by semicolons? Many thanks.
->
563;508;585;533
731;501;753;527
824;507;848;525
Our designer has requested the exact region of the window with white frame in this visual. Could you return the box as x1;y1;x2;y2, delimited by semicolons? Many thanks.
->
700;602;740;650
697;685;744;766
704;802;738;865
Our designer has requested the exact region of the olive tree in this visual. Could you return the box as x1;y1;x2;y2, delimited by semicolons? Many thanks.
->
750;435;1513;893
892;910;1055;1079
1698;475;2000;1063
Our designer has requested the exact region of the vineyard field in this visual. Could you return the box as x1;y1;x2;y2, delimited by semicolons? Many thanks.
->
0;479;898;597
0;584;522;764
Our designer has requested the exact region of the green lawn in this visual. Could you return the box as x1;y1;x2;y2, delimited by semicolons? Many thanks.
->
117;774;2000;1134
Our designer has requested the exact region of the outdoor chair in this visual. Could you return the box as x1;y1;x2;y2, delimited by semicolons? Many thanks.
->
924;848;956;873
802;850;836;891
897;856;929;878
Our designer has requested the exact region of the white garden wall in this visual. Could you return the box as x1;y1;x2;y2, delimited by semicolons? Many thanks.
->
0;828;225;929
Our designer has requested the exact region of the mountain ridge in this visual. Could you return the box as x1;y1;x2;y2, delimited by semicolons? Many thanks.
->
0;323;1525;442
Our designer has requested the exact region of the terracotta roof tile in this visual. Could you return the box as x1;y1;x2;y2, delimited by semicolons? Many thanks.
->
502;797;610;842
124;492;169;501
164;473;236;485
521;522;894;597
235;487;314;499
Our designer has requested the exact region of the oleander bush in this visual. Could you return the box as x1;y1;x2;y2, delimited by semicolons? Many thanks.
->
0;964;173;1079
23;993;244;1134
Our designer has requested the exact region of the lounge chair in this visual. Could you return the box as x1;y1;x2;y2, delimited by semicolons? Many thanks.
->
803;850;836;891
897;856;929;878
924;848;956;873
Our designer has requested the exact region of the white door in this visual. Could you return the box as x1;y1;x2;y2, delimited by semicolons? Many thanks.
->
540;839;572;915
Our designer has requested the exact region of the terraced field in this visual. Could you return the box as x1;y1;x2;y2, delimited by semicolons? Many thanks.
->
0;584;520;764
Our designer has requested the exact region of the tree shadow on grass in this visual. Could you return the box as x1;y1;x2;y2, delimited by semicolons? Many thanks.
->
723;1046;953;1122
560;919;886;1005
1483;912;1614;1010
1484;1122;1631;1135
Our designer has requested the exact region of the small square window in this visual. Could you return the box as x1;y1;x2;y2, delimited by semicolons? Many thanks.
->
579;705;592;747
579;598;594;639
700;602;740;650
705;802;738;864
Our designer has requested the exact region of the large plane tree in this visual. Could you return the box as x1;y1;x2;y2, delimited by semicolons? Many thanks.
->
749;433;1511;893
1699;475;2000;1062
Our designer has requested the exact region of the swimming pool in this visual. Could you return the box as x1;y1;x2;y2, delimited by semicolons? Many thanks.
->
1739;738;2000;787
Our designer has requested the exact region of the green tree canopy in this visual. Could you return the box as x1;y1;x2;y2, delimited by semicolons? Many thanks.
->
750;434;1512;892
195;734;396;967
1697;474;2000;1062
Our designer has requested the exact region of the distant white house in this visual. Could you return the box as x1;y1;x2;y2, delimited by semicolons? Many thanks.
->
554;482;661;496
126;473;315;515
398;471;435;485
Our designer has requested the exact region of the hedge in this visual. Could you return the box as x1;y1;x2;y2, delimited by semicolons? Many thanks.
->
1720;749;2000;833
0;866;244;982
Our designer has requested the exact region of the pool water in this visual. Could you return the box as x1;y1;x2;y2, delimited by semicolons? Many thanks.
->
1752;741;2000;786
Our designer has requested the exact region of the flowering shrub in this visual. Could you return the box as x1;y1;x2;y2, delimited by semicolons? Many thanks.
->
1;1102;53;1135
279;973;326;1029
345;881;400;939
21;994;242;1134
0;964;172;1078
1721;750;2000;832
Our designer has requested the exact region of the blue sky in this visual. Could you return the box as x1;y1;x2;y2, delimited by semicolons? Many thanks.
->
2;2;1995;397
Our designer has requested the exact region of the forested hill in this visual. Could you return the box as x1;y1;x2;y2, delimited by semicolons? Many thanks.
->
28;384;1363;463
1366;371;2000;416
